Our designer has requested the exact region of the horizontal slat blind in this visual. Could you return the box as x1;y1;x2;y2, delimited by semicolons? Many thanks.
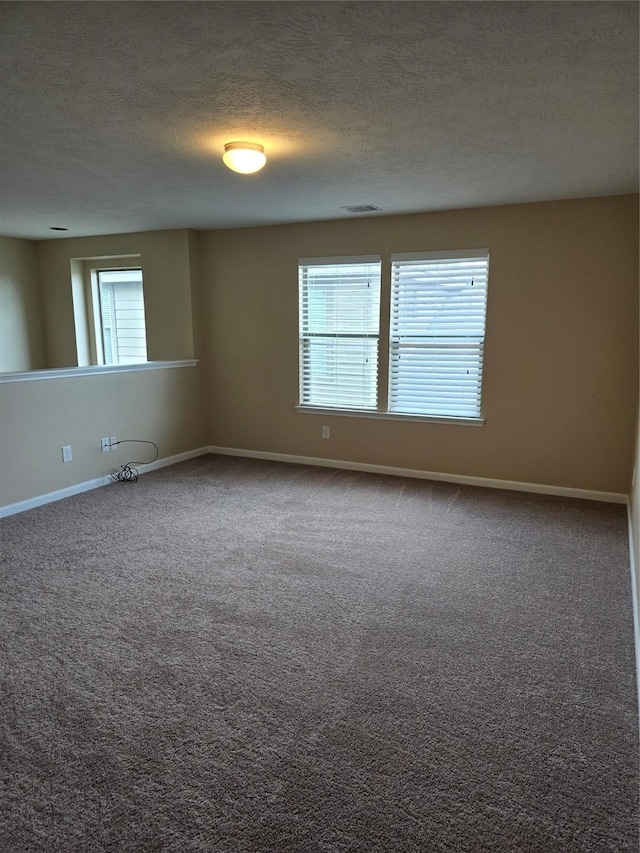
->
389;251;489;418
299;256;381;410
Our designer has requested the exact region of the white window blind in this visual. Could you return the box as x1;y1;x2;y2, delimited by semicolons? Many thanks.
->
299;256;381;410
98;269;147;366
389;250;489;419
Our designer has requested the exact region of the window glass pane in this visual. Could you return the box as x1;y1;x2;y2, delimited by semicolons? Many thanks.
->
390;342;484;417
97;269;147;366
389;254;488;418
299;259;381;410
301;337;378;410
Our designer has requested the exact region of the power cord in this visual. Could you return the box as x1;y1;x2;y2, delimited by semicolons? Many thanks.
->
110;439;159;483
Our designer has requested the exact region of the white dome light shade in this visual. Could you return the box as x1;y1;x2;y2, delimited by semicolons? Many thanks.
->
222;141;267;174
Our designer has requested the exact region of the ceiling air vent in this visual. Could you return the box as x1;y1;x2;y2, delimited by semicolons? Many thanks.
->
341;204;382;213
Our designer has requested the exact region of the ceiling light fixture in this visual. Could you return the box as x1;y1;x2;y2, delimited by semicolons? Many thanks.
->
222;141;267;174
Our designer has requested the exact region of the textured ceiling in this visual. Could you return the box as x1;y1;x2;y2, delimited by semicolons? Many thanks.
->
0;1;638;239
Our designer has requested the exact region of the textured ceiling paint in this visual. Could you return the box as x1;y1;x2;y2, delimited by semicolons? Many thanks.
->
0;1;637;239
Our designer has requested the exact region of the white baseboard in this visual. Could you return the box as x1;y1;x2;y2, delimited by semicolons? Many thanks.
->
206;445;627;504
0;446;211;518
628;503;640;728
0;474;113;518
0;443;627;517
136;446;210;474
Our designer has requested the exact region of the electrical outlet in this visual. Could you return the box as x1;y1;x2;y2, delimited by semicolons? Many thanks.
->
110;436;117;448
61;445;72;462
322;425;330;439
101;437;110;453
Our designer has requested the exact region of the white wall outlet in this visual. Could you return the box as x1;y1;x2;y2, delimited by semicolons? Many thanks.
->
61;445;72;462
322;425;330;439
110;436;117;448
101;437;110;453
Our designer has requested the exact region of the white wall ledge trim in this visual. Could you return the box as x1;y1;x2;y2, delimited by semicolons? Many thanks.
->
295;406;484;427
207;445;626;504
0;360;198;384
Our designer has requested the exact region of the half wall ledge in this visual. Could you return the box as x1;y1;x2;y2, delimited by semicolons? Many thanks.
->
0;360;199;384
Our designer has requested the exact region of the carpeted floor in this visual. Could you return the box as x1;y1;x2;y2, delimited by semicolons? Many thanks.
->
0;454;638;852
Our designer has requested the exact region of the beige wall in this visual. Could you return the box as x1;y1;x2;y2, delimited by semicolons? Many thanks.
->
36;229;198;368
1;195;637;510
0;365;206;507
0;236;46;372
0;229;206;509
199;195;639;494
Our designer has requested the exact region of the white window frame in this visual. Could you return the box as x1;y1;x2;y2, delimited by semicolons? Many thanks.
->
297;249;489;426
88;266;148;367
389;249;489;421
298;255;382;412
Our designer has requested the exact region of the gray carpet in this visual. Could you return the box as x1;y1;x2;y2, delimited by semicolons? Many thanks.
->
1;454;638;852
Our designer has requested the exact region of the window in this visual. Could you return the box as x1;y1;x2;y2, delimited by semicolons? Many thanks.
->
298;250;489;422
389;251;489;419
94;269;147;365
299;256;381;410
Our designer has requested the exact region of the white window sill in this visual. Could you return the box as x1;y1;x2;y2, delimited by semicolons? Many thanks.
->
0;359;198;384
295;406;484;427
